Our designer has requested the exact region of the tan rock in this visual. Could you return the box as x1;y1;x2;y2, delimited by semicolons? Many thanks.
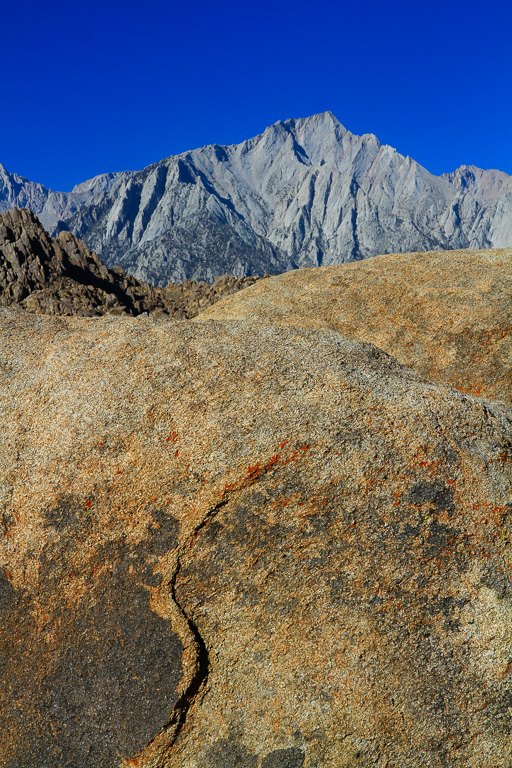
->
199;248;512;403
0;308;511;767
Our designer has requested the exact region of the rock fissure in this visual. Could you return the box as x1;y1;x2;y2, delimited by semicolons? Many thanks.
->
159;454;294;759
157;552;213;759
161;498;232;750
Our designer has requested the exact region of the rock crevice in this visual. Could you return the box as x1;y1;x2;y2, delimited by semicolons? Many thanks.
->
160;452;294;759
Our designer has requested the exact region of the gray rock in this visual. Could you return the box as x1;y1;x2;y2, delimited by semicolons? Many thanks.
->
0;208;261;318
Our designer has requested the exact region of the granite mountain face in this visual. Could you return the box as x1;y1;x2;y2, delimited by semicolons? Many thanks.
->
1;112;512;284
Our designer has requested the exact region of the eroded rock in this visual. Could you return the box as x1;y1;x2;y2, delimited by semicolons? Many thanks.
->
0;208;260;319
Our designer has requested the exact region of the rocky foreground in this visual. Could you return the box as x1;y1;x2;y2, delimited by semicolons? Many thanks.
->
0;208;260;319
0;246;511;768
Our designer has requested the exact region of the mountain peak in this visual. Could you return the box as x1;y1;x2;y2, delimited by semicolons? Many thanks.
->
279;110;347;135
442;164;512;202
1;114;511;284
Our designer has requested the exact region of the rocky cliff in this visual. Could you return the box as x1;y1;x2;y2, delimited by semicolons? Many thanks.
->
2;112;512;284
1;247;511;766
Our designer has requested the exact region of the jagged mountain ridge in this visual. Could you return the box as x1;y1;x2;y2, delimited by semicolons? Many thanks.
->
1;111;512;284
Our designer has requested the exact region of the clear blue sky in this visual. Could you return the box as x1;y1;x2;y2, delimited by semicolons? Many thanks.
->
1;0;511;191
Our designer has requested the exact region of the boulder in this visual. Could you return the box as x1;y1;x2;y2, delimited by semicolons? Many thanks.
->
0;308;511;767
199;247;512;404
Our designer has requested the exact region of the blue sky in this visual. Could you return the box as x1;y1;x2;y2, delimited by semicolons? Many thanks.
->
1;0;511;191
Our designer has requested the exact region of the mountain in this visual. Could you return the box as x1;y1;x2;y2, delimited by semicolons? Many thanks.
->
0;162;126;231
2;112;512;284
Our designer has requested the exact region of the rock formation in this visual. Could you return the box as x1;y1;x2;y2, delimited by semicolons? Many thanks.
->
0;301;511;767
201;246;512;404
2;113;512;284
0;208;259;318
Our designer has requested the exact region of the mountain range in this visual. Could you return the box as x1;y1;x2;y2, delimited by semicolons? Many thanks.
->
1;111;511;284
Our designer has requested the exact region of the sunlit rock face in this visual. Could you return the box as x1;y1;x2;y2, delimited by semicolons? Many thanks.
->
200;245;512;405
1;112;512;283
0;304;511;767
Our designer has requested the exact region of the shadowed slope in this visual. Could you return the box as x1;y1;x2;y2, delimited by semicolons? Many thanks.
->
0;208;260;318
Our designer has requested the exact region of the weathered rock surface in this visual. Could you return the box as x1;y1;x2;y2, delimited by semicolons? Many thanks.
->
2;113;512;284
0;208;260;318
0;308;511;767
201;246;512;404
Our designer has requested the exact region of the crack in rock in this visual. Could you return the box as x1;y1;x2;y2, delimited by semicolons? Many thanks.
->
152;456;289;764
158;497;230;755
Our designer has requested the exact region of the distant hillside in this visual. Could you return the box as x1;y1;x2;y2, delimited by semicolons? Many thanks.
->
1;112;512;284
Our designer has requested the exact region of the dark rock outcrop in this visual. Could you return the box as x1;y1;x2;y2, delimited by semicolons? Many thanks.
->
0;308;511;767
0;208;260;318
